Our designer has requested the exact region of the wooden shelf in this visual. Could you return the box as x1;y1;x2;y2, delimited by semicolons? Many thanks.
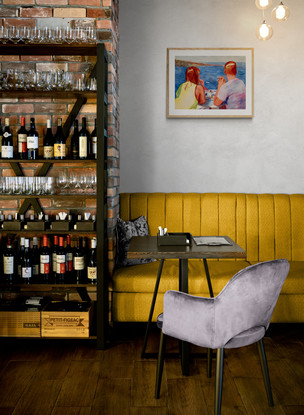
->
0;336;98;340
0;194;96;199
0;90;96;99
0;43;98;56
0;283;97;289
0;230;97;235
3;159;97;164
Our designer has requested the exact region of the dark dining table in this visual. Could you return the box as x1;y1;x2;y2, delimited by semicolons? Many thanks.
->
127;235;246;375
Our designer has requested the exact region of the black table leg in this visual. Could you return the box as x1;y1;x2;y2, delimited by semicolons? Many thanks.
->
203;258;214;298
141;259;165;358
179;258;190;376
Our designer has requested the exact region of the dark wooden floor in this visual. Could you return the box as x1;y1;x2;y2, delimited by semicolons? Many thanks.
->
0;323;303;415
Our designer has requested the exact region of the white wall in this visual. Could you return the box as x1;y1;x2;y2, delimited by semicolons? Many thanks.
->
119;0;304;194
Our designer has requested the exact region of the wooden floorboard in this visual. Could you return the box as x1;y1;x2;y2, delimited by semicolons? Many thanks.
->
0;323;303;415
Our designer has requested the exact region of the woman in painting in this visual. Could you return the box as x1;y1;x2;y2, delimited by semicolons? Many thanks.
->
175;66;206;109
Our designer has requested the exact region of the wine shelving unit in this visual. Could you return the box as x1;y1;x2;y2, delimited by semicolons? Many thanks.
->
0;43;109;349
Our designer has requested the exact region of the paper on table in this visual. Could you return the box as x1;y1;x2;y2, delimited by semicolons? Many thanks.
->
193;236;232;246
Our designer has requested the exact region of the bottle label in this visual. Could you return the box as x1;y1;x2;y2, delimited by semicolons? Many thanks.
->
27;136;38;149
44;146;54;159
92;136;97;158
3;132;12;139
87;267;97;280
79;136;87;158
66;253;73;271
52;252;57;271
40;254;50;274
1;145;13;158
18;134;27;153
54;143;66;158
3;256;14;274
22;267;32;279
56;255;66;274
74;256;85;270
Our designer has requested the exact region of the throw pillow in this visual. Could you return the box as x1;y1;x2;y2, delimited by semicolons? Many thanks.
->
116;215;154;267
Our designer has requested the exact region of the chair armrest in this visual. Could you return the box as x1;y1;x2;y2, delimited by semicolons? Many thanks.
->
162;290;215;349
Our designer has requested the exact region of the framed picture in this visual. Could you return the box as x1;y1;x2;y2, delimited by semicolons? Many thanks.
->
167;48;254;118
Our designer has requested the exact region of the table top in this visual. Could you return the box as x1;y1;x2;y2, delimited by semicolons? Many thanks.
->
128;235;246;260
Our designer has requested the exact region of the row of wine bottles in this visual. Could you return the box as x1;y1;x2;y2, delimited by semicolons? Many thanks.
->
1;235;97;285
0;116;97;160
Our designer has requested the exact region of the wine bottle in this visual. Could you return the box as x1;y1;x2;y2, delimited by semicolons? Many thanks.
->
40;235;52;283
53;118;66;160
43;119;54;159
18;237;25;282
31;236;40;282
21;238;32;284
79;117;91;160
0;118;3;158
87;237;97;284
65;234;73;283
1;118;14;159
91;118;97;159
3;237;15;284
73;237;85;283
17;116;28;160
70;119;79;160
56;236;66;283
27;117;39;160
52;235;58;278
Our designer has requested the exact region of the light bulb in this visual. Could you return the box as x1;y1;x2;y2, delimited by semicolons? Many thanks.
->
255;0;272;10
271;2;290;21
256;20;273;40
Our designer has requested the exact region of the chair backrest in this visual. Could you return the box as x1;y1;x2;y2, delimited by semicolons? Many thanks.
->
213;259;290;348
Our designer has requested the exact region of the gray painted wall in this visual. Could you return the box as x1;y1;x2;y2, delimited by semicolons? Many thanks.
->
119;0;304;193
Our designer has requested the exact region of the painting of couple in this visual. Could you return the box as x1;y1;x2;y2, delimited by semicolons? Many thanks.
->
167;48;253;118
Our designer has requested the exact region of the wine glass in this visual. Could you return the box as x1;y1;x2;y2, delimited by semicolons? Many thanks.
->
65;27;76;44
0;27;9;44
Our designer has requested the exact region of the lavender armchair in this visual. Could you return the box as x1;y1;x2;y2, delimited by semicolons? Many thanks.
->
155;259;290;415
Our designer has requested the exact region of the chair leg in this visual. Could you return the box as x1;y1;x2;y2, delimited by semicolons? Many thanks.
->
257;338;274;407
155;331;166;399
207;348;212;378
214;348;224;415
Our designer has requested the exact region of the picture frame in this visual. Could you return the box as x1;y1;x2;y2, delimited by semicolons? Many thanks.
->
167;48;254;118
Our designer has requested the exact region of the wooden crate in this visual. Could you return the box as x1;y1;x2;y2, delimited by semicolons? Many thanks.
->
41;301;92;338
0;311;41;337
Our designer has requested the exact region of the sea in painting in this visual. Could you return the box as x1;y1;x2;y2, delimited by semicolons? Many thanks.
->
174;56;246;109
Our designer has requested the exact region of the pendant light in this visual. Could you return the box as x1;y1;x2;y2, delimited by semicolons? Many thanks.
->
255;0;272;10
271;1;290;21
256;20;273;40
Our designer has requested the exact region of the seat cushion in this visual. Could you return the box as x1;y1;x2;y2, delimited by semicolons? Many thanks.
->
112;259;251;295
224;326;266;349
113;259;205;293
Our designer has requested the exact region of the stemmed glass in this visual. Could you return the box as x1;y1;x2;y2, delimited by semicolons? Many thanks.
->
56;171;69;194
0;27;9;44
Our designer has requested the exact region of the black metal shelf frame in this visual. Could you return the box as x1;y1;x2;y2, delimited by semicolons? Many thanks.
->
0;43;108;349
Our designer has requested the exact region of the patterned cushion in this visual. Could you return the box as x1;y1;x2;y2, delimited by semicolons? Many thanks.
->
116;215;154;267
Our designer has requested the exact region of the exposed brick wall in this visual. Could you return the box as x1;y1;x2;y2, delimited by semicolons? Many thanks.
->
0;0;119;274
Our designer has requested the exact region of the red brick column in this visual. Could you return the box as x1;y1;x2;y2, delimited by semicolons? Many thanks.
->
0;0;120;274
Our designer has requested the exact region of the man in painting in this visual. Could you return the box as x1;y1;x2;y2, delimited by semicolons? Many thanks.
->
213;61;246;109
175;66;206;109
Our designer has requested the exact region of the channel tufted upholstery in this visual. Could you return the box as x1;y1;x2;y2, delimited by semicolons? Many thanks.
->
112;193;304;322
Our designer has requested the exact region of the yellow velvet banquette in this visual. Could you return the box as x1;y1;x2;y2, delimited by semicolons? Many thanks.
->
112;193;304;323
